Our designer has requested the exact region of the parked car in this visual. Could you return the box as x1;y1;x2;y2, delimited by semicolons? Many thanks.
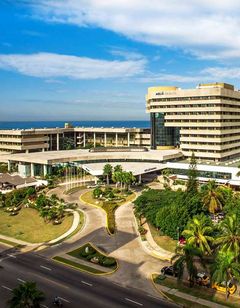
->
161;266;178;277
196;272;210;287
212;280;237;295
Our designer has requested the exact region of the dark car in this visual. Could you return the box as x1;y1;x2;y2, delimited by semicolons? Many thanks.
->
161;266;178;277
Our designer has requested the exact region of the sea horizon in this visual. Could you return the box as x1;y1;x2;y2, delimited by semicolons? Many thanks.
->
0;120;150;130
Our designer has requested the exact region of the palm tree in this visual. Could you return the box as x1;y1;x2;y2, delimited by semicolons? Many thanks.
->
211;250;240;300
171;244;203;287
114;165;123;173
215;214;240;258
201;180;224;214
103;164;112;186
182;214;214;255
9;281;45;308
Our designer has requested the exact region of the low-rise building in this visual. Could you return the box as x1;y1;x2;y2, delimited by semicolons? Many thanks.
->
0;126;151;154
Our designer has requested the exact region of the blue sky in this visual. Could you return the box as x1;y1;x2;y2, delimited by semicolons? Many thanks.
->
1;1;240;121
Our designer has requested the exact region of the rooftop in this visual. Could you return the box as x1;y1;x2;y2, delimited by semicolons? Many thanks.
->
5;149;183;165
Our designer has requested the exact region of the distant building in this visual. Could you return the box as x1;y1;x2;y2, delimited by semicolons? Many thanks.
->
146;82;240;161
0;126;151;154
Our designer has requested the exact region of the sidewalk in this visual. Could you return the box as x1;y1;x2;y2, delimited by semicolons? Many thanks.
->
154;282;227;308
132;215;173;261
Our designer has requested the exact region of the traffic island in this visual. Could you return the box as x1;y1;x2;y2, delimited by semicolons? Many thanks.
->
80;189;136;235
53;242;118;276
151;273;238;308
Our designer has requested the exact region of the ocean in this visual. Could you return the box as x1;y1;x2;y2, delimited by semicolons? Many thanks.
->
0;121;150;130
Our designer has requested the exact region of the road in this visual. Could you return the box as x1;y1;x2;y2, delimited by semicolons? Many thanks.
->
0;248;177;308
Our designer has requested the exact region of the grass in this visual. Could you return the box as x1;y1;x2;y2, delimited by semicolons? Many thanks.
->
165;293;208;308
148;223;177;253
67;243;117;269
53;256;105;274
81;190;136;234
153;274;239;308
50;210;84;244
0;208;74;243
0;238;23;248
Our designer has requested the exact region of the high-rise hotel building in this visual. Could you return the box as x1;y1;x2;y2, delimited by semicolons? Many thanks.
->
146;83;240;161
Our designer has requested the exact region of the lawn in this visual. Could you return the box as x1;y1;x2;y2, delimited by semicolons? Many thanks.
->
0;208;74;243
148;223;177;253
153;274;239;308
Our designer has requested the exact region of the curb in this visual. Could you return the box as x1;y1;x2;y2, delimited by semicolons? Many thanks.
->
150;273;176;303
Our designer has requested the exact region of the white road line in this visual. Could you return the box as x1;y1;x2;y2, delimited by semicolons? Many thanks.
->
40;265;52;271
125;298;143;306
81;280;93;287
7;254;16;258
1;285;12;291
17;278;26;283
59;297;70;303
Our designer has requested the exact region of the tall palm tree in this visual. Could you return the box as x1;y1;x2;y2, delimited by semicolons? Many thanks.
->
9;281;45;308
103;164;112;186
211;250;240;300
182;214;214;255
201;180;224;214
215;214;240;258
171;244;203;287
114;165;123;173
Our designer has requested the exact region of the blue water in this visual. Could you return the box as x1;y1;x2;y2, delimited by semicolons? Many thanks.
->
0;121;150;130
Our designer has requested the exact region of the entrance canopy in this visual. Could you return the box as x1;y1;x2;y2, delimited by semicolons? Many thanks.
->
81;162;166;176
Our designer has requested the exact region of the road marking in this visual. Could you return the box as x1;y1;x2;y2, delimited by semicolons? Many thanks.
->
40;265;52;271
40;305;48;308
81;280;93;287
1;285;12;291
59;297;70;303
17;278;26;283
7;254;16;258
125;298;143;306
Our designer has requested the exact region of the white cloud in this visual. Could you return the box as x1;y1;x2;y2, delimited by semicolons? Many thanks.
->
27;0;240;60
0;52;146;79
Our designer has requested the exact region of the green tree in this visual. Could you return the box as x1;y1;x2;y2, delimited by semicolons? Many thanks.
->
201;180;224;214
62;137;75;150
215;214;240;258
186;152;198;195
182;213;214;255
8;281;45;308
103;164;112;186
211;250;240;300
162;168;171;190
171;244;203;287
113;165;123;173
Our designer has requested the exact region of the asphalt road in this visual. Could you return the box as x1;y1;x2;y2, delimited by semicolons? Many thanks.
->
0;249;177;308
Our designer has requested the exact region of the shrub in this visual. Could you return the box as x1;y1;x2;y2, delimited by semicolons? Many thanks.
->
102;257;116;267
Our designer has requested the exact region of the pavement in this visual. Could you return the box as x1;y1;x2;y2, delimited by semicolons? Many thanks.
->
39;187;170;298
154;282;227;308
0;250;177;308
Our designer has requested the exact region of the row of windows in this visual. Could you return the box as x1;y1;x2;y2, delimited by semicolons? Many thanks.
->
183;139;240;145
166;119;240;123
181;133;240;138
182;144;240;153
149;103;240;109
182;126;240;130
171;168;231;180
148;95;240;103
166;111;240;115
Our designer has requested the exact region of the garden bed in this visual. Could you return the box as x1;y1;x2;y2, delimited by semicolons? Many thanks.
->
67;243;117;271
148;223;177;253
53;256;106;274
